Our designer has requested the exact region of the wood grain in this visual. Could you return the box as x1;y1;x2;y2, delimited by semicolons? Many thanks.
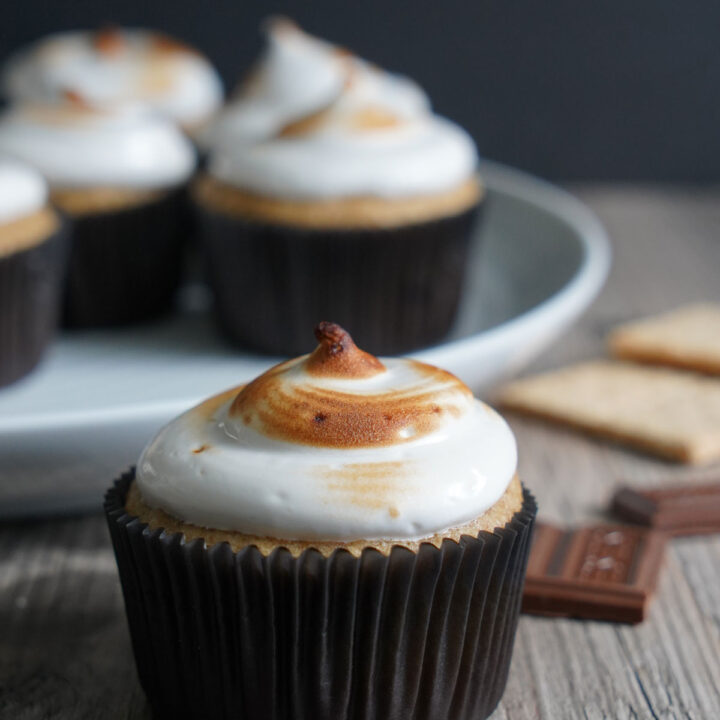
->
2;186;720;718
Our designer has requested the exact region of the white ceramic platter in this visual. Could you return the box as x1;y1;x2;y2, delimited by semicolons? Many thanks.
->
0;161;611;517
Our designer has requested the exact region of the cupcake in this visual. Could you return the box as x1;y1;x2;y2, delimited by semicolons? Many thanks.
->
0;100;196;326
2;27;223;135
195;20;483;355
0;159;65;386
105;322;536;719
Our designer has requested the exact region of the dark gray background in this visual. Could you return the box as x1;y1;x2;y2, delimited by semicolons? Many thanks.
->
3;0;719;181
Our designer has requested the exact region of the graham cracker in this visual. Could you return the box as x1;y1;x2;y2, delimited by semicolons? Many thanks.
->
609;304;720;374
498;360;720;464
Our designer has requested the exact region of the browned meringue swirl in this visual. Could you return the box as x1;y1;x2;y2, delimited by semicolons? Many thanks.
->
229;323;473;448
270;26;405;140
277;103;404;138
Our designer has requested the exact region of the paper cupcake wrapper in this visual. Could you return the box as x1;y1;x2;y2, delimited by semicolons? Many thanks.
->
105;471;536;720
195;203;482;356
63;187;189;328
0;222;68;387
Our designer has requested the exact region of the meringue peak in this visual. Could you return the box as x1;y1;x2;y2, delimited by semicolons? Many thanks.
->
306;322;386;379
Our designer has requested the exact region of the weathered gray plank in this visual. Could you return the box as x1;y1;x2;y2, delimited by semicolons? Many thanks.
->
493;185;720;720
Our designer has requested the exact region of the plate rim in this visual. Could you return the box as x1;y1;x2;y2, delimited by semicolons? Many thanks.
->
415;160;611;365
0;161;611;432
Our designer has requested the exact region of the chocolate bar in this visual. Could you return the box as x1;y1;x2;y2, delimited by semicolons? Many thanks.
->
522;523;667;623
612;482;720;535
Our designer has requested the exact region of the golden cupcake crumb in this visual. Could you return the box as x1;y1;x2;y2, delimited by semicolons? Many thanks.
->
125;474;524;558
51;186;167;216
0;207;60;258
193;173;483;229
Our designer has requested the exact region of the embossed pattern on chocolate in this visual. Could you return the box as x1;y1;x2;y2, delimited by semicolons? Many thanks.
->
522;523;667;623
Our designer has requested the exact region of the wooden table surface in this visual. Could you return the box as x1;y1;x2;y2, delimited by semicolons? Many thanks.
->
2;187;720;719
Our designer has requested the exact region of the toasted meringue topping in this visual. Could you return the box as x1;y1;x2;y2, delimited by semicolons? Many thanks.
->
201;19;478;199
2;28;223;127
136;324;517;543
230;323;471;449
0;103;195;188
304;322;386;378
92;27;126;55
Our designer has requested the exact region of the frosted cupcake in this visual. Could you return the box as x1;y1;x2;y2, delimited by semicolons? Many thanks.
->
0;100;195;326
195;20;483;355
105;322;536;719
2;27;223;134
0;160;65;386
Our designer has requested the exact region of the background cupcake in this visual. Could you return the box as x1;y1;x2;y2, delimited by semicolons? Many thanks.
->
106;323;536;719
195;20;483;355
2;27;223;135
0;159;65;386
0;100;196;327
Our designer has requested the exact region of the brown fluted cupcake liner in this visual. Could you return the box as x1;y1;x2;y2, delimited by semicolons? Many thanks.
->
63;188;188;328
0;223;67;387
105;470;536;720
195;204;482;356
